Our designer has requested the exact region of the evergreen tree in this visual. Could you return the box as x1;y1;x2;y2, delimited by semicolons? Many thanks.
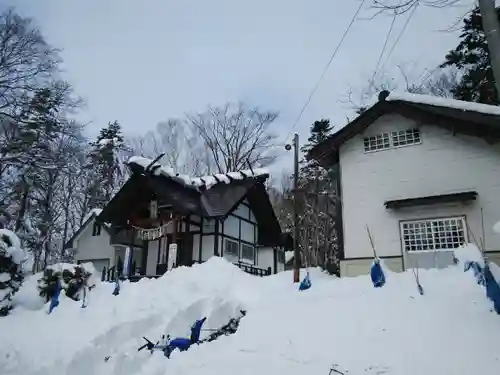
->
293;119;340;275
85;121;128;210
0;229;26;316
441;6;500;105
300;119;333;181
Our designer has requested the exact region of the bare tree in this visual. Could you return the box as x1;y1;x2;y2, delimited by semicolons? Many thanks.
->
129;118;209;175
186;102;279;173
345;67;461;114
371;0;500;102
0;9;60;118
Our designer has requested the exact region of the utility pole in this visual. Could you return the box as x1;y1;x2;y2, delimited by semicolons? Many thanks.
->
477;0;500;101
292;132;301;283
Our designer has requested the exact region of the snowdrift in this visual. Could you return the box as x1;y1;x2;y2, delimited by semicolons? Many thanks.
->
1;253;500;375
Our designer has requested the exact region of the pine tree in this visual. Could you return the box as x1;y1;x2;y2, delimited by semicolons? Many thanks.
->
440;6;500;105
85;121;128;211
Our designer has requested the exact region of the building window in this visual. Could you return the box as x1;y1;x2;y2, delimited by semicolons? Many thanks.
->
364;128;421;153
225;239;239;257
92;222;102;236
392;128;421;147
400;217;467;252
363;132;390;152
241;243;254;261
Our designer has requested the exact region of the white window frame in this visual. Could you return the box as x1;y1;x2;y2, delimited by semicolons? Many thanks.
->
224;238;239;258
240;243;254;262
391;128;421;148
363;132;391;152
364;128;421;153
400;216;467;253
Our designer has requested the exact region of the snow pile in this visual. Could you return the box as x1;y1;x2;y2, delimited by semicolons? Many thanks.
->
387;91;500;116
128;156;269;190
1;257;500;375
0;229;27;316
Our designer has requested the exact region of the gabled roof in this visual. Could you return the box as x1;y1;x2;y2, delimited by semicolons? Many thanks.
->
98;157;286;247
308;91;500;167
63;209;110;249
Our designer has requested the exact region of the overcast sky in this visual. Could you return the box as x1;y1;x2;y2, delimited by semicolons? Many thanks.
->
2;0;475;172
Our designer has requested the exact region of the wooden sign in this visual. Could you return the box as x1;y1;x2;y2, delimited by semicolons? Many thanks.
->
168;243;177;271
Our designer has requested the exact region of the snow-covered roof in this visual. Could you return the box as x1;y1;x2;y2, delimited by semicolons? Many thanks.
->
308;90;500;165
128;156;269;191
386;91;500;116
82;208;103;224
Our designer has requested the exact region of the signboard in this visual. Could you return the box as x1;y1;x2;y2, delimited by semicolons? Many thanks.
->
168;243;178;271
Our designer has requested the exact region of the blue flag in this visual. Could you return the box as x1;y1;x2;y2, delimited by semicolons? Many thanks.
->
371;260;386;288
299;272;312;291
48;279;61;314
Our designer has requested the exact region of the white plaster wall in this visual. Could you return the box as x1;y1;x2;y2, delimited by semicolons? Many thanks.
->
201;235;215;261
241;221;254;243
257;247;274;272
339;113;500;262
146;240;159;275
224;216;239;237
192;234;200;261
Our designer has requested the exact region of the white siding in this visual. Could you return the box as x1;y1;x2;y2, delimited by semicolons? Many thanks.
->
73;219;115;266
339;113;500;263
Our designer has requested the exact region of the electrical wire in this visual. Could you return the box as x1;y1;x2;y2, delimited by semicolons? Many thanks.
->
284;0;367;142
368;11;397;89
378;3;419;74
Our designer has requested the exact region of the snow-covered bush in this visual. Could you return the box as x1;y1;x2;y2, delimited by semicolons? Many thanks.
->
0;229;27;316
37;263;97;302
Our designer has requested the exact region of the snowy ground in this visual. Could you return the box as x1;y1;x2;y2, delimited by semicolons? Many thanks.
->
1;252;500;375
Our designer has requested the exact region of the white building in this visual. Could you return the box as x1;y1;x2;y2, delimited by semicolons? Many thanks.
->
64;209;115;273
308;91;500;277
87;157;290;280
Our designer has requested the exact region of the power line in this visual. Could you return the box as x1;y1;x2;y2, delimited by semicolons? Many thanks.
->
369;11;397;89
284;0;367;142
378;3;419;74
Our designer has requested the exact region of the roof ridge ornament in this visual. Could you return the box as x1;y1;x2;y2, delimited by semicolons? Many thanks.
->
378;90;390;102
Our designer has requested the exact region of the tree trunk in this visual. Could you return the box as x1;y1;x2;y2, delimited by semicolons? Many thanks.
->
478;0;500;101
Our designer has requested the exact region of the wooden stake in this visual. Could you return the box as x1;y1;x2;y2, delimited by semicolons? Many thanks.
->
366;225;378;258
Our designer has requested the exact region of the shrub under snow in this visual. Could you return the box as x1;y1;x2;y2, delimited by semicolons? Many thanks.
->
37;263;98;303
0;229;27;316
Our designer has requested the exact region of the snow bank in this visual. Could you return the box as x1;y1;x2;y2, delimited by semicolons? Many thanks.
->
1;257;500;375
